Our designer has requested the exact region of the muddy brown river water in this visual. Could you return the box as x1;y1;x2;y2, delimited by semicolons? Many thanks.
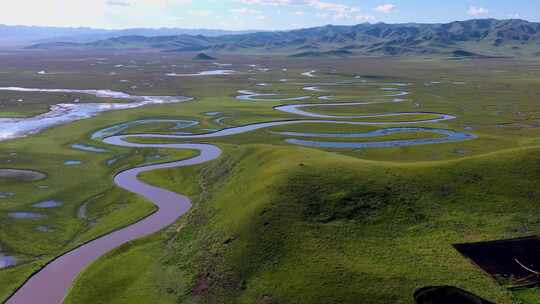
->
6;140;221;304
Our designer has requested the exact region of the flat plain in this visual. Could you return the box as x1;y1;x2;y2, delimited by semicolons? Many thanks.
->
1;50;540;303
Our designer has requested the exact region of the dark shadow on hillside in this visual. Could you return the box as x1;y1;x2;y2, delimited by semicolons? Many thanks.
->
414;286;495;304
454;236;540;287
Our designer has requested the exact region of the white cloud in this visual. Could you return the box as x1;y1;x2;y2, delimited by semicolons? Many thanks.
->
355;15;375;22
308;1;355;13
107;0;130;6
374;4;395;13
188;10;212;17
309;0;361;20
0;0;374;30
124;0;192;6
467;6;489;17
0;0;109;27
241;0;361;20
240;0;299;5
230;7;260;14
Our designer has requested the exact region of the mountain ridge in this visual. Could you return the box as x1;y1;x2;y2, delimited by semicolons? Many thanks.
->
0;24;259;46
26;19;540;57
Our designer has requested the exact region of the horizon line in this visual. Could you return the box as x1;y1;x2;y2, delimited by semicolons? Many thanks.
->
0;17;536;33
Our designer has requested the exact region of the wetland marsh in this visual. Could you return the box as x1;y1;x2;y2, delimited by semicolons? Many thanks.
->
1;52;540;304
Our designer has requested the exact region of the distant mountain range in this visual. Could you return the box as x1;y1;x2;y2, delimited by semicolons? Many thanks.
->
23;19;540;57
0;25;257;46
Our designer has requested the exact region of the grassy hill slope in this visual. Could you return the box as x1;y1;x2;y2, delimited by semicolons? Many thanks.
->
65;142;540;304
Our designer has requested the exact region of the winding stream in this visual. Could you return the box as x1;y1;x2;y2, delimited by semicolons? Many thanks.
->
6;142;222;304
236;90;311;102
4;76;477;303
282;128;477;149
0;88;192;141
166;70;236;76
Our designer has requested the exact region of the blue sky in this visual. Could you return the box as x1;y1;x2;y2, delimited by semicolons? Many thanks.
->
1;0;538;30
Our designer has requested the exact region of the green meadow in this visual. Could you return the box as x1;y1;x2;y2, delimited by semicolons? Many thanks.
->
1;52;540;303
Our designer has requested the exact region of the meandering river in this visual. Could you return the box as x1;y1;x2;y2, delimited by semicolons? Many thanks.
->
6;142;222;304
4;77;476;303
0;87;192;141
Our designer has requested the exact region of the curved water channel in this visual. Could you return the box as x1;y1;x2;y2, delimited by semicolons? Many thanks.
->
0;87;192;141
7;142;222;304
5;78;476;303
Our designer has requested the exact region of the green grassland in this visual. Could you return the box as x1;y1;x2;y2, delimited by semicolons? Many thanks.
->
67;143;540;304
1;52;540;303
